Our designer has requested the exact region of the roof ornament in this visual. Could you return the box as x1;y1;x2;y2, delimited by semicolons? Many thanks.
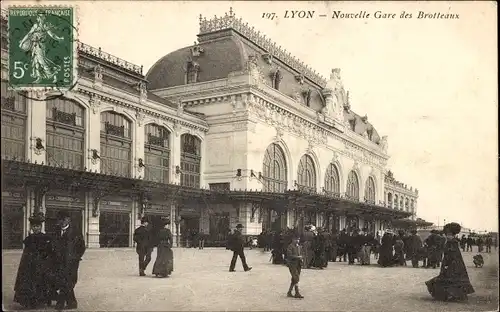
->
361;114;368;123
190;41;204;57
198;9;327;87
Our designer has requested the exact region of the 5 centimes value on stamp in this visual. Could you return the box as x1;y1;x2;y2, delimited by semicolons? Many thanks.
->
8;5;78;91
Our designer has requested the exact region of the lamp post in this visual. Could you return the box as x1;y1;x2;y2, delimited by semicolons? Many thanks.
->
174;214;181;247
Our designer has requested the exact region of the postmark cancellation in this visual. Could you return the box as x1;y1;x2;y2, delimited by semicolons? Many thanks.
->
7;5;78;91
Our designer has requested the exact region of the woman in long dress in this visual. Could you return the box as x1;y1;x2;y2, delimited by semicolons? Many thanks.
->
425;222;475;301
14;212;54;308
152;219;174;278
377;230;394;267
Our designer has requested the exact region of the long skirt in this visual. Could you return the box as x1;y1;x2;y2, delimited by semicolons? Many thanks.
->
302;241;314;268
359;246;371;265
14;252;52;308
426;275;475;301
152;246;174;277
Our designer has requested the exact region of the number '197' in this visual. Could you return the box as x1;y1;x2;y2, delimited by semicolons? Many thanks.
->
262;13;277;20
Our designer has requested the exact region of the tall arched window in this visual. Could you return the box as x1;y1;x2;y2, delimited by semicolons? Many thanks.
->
144;124;170;183
262;143;287;192
346;171;359;200
400;198;404;211
387;192;393;208
297;154;316;193
324;163;340;195
364;176;376;203
394;194;399;209
46;98;85;170
405;198;409;211
100;111;132;177
180;134;201;188
1;81;27;159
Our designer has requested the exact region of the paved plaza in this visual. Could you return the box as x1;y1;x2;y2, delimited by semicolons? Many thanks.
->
2;248;498;311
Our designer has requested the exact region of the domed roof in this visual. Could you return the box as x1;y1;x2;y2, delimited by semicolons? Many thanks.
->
146;36;247;90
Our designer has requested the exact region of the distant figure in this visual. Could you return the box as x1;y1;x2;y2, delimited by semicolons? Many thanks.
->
460;235;467;251
378;230;394;267
133;217;152;276
228;224;252;272
485;236;492;253
152;218;174;278
14;212;53;309
198;230;206;250
286;234;304;299
407;230;423;268
466;235;474;252
425;222;475;301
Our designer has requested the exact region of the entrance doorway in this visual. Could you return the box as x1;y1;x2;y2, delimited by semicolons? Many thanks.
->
2;205;24;249
209;213;229;247
99;212;130;247
181;217;200;247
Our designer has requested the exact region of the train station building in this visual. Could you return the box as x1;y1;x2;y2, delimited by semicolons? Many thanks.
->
1;8;422;249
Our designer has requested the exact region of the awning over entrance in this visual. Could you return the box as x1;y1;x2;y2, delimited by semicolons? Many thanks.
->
2;159;412;221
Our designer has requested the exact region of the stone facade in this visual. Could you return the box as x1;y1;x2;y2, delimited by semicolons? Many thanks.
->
384;171;419;220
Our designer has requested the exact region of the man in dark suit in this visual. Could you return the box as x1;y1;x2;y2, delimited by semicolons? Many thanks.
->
229;224;252;272
53;211;86;310
133;217;152;276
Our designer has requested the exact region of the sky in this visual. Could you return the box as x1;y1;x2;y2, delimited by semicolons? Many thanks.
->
7;1;497;231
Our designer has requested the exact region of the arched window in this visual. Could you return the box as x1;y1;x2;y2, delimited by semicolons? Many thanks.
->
387;192;393;208
180;134;201;188
405;198;410;211
1;81;27;159
400;198;404;211
46;98;85;170
394;194;399;209
346;171;359;200
297;154;316;193
144;124;170;183
364;176;376;204
324;163;340;195
186;61;200;84
262;143;287;193
411;199;415;215
100;111;132;177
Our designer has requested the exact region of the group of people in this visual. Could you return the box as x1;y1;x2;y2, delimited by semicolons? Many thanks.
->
14;211;86;310
133;217;174;278
251;222;476;302
460;234;495;253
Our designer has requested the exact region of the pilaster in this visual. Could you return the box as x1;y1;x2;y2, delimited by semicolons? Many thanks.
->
134;118;145;179
171;130;181;184
27;92;46;164
87;192;100;248
87;101;101;172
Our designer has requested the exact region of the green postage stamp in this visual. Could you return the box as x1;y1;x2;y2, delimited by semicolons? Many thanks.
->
7;5;78;91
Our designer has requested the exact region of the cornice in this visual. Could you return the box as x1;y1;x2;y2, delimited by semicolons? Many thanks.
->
76;78;209;132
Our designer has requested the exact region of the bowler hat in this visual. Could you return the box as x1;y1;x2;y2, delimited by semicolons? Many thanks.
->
236;223;244;229
140;217;149;224
56;210;70;220
29;212;45;225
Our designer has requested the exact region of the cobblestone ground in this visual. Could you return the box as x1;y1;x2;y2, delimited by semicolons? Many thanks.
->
2;248;498;311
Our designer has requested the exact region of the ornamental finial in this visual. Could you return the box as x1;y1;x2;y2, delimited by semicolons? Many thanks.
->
229;7;234;17
199;14;203;24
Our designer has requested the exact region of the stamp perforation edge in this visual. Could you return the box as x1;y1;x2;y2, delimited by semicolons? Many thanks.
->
6;4;80;93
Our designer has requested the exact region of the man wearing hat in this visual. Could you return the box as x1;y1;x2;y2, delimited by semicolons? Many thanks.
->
285;233;304;299
52;210;86;310
229;224;252;272
133;217;153;276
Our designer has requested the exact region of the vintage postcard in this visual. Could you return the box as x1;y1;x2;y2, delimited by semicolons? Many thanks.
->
1;1;497;312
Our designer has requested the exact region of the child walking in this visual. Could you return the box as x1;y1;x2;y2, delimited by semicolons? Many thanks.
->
286;234;304;299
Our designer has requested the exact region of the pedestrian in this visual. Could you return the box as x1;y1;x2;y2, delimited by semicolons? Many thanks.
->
425;222;475;301
13;212;54;309
229;224;252;272
286;234;304;299
152;218;174;278
460;235;467;251
466;235;473;252
485;236;492;253
133;217;152;276
407;229;423;268
53;210;86;310
377;230;394;267
198;230;206;249
301;225;315;268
